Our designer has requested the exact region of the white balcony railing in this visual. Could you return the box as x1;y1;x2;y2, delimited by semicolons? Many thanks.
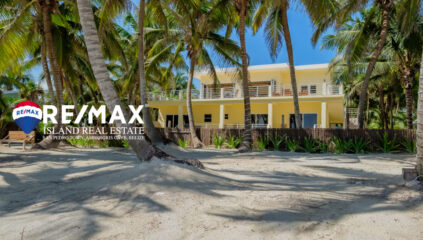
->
148;83;343;101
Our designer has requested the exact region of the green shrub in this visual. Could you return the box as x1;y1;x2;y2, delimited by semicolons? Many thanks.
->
122;140;129;148
352;137;369;154
286;139;301;152
178;139;190;148
402;138;416;153
67;138;79;146
319;141;329;153
269;134;286;150
226;135;242;149
303;137;319;153
256;136;268;151
67;137;94;147
331;137;353;154
98;141;109;148
377;133;400;153
213;135;225;149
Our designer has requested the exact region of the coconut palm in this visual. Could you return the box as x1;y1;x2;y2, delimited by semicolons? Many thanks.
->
75;0;156;161
322;5;422;130
252;0;302;128
138;0;165;144
309;0;395;129
232;0;253;151
164;0;241;148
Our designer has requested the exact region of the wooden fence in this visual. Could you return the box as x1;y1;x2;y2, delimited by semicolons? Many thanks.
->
159;128;416;150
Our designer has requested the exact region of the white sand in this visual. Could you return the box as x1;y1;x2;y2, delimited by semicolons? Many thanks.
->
0;145;422;240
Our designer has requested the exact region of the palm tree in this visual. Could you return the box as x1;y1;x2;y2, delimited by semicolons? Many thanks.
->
138;0;164;144
252;0;302;128
322;5;422;130
417;53;423;175
233;0;252;151
309;0;395;129
165;0;241;148
75;0;155;161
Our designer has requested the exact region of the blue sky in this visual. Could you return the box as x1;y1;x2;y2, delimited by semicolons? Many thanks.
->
238;8;335;66
30;4;335;89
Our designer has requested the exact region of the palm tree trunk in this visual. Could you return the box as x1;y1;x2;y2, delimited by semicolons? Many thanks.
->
41;40;56;105
36;0;64;149
78;79;87;105
403;68;414;129
378;86;387;129
416;51;423;175
187;54;203;148
76;0;155;161
281;7;301;128
63;72;79;115
138;0;163;144
238;0;252;151
357;2;391;129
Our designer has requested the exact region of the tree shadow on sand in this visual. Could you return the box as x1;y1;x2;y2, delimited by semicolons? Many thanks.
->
0;148;421;238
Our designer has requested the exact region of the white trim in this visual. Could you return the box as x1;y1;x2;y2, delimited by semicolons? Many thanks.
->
194;63;329;76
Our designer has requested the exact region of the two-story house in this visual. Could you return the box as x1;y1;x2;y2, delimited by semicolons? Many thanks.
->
149;63;345;129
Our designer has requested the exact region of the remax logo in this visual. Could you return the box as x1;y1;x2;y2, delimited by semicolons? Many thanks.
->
12;100;42;134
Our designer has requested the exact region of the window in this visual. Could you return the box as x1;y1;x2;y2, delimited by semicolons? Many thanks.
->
252;114;268;128
301;86;308;92
225;114;229;120
165;115;178;128
204;114;212;122
310;85;317;94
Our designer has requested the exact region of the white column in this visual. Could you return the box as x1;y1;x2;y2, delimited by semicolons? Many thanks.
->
268;85;272;97
268;103;273;128
321;101;327;128
220;88;225;99
219;104;225;129
200;83;204;99
179;90;183;100
177;104;183;129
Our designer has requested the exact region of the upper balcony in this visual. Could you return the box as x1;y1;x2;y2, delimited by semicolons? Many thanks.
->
148;83;343;101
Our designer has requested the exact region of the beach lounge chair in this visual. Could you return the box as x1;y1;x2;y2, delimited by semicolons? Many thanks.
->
0;131;35;150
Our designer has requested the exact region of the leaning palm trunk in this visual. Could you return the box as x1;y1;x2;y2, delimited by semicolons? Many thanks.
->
76;0;155;161
138;0;163;144
186;55;203;148
238;0;252;151
41;40;56;106
357;2;391;129
36;0;64;149
416;51;423;176
281;8;301;128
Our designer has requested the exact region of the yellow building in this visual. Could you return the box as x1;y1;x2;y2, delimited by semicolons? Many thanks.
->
149;63;345;129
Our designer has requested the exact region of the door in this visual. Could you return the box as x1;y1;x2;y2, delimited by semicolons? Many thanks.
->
303;113;317;128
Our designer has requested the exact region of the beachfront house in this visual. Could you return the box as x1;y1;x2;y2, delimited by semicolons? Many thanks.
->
149;63;348;129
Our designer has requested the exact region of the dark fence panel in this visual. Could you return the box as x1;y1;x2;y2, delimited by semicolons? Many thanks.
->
160;128;416;150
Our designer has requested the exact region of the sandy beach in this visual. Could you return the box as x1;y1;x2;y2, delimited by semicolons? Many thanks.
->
0;145;422;240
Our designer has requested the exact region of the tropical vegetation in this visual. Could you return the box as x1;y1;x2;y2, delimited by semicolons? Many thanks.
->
0;0;422;173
